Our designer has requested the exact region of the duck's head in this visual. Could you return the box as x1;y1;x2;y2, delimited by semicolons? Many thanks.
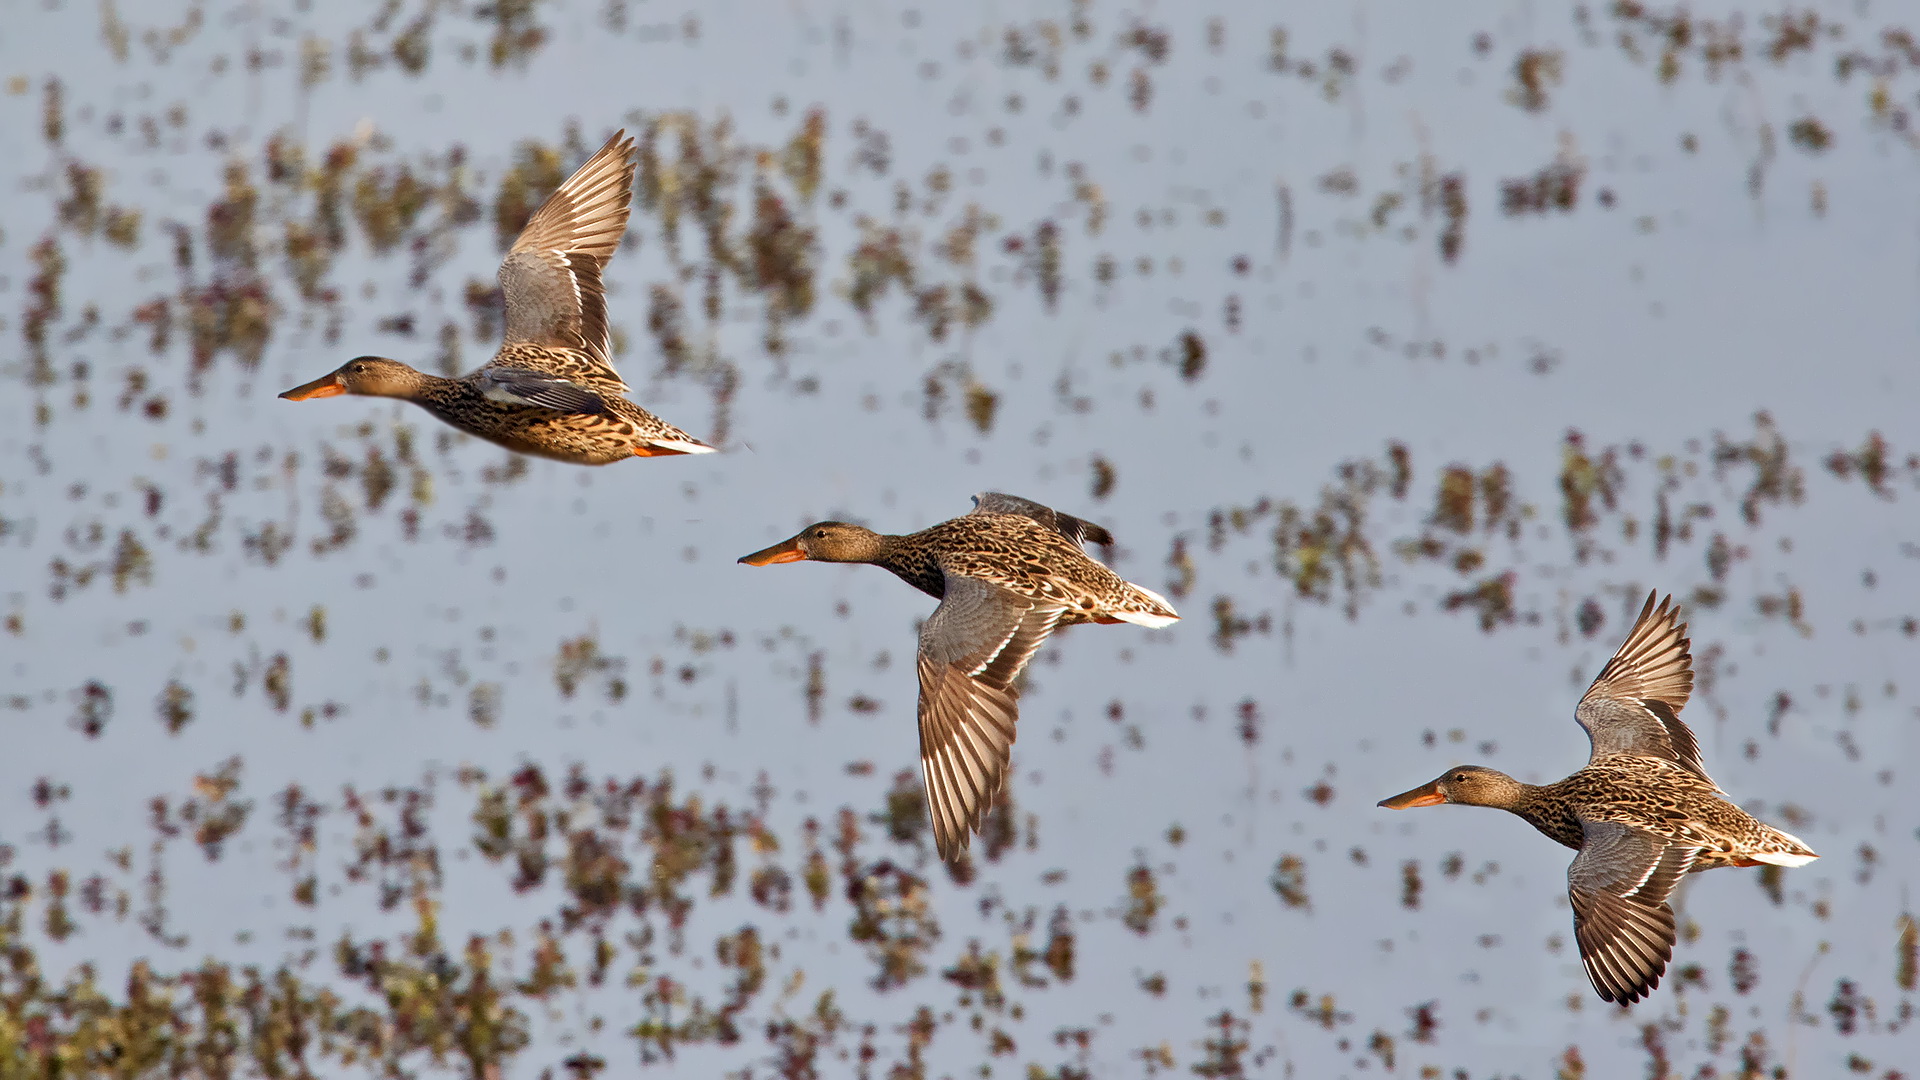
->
1379;765;1526;811
739;522;886;566
280;356;427;401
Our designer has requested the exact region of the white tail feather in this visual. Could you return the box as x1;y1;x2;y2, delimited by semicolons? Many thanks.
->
1131;582;1177;613
647;438;719;455
1751;827;1818;867
1109;608;1179;629
1109;582;1178;628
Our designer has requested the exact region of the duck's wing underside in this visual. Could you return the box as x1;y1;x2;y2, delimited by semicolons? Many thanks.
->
1568;820;1698;1004
916;575;1066;860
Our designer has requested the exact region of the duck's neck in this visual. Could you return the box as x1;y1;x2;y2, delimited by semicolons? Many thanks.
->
352;365;452;403
872;533;945;600
398;369;460;402
1507;779;1585;851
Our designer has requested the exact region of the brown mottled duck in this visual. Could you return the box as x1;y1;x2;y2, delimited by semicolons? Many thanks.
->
279;130;714;464
741;493;1179;862
1380;592;1817;1005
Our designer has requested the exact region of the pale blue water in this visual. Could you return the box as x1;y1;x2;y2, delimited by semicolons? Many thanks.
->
3;0;1918;1075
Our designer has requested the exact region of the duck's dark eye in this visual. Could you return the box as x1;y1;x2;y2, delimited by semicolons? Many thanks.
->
813;529;827;538
1452;773;1469;782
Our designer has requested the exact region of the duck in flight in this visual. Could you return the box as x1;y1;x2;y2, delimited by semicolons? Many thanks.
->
279;130;714;465
741;493;1179;862
1380;592;1817;1005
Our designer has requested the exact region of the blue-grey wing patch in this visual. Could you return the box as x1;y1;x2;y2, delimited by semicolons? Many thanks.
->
1575;592;1709;782
969;491;1114;549
475;367;618;417
1568;821;1698;1005
916;576;1066;861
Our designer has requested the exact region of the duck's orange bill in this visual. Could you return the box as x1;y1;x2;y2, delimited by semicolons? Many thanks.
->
1378;780;1445;809
280;375;345;401
739;538;806;566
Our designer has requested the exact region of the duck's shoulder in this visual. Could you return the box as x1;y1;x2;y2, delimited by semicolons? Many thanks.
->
480;343;629;395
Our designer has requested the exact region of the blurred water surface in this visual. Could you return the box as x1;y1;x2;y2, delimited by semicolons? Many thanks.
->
2;1;1918;1076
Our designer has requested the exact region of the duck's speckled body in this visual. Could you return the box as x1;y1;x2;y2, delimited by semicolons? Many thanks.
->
871;514;1147;626
1485;756;1809;870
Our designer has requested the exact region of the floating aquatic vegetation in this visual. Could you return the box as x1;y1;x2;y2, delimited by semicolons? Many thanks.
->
1121;863;1162;935
1269;854;1309;910
554;632;624;701
1506;49;1565;112
1502;146;1587;216
1184;416;1920;642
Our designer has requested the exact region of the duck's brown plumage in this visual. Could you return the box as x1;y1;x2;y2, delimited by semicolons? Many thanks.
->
741;493;1177;862
279;131;714;465
1380;592;1817;1005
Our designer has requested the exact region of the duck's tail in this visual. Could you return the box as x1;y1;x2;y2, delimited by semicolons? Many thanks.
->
1105;581;1180;629
1745;825;1819;868
633;437;719;457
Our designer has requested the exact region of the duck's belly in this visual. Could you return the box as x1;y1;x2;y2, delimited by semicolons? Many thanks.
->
426;400;636;466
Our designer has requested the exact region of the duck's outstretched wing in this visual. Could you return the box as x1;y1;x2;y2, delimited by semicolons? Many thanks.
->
1569;821;1698;1005
495;131;636;395
1575;592;1709;782
916;575;1065;861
